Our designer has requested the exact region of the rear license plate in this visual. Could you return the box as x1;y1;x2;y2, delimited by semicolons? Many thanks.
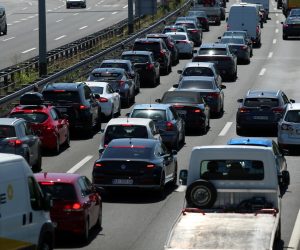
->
112;179;133;185
177;110;187;115
57;108;67;112
253;116;268;120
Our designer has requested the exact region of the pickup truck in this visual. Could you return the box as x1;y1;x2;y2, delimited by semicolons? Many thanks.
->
192;0;224;25
165;145;290;250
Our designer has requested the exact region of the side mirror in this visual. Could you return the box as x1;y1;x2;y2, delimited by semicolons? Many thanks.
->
217;36;221;39
173;84;179;88
280;21;284;24
237;98;243;103
62;114;69;120
93;185;105;195
125;112;130;117
177;70;183;74
115;89;120;93
155;98;161;103
171;150;177;155
290;99;295;103
220;85;226;89
179;169;188;185
94;93;100;99
193;49;198;54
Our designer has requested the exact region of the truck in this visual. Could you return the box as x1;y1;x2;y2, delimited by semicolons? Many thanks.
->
165;145;290;250
282;0;300;16
192;0;224;25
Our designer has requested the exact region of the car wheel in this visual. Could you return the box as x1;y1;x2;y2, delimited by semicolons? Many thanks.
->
64;130;70;148
95;205;102;230
3;23;7;35
81;219;89;244
283;34;288;40
180;130;185;145
66;4;70;8
156;172;165;198
171;163;178;186
174;136;180;150
122;95;130;108
54;136;60;155
236;126;243;136
116;103;121;117
131;92;135;104
32;150;42;173
156;74;160;85
38;232;54;250
85;118;93;138
96;111;102;130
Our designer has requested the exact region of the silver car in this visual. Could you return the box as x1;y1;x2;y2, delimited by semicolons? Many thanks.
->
165;32;194;58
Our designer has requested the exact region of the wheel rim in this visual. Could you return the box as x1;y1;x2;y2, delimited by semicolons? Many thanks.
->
190;186;211;207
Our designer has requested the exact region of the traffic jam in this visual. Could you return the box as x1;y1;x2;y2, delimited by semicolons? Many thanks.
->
0;0;300;249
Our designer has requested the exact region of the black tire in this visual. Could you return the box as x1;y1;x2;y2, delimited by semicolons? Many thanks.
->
64;130;70;148
275;218;281;241
131;93;135;104
38;232;54;250
171;164;178;186
236;126;243;136
173;136;180;150
96;110;102;130
3;23;7;35
81;219;89;244
115;104;121;117
54;136;60;155
85;118;93;138
33;150;42;173
283;34;288;40
156;172;166;198
95;205;102;230
186;180;217;208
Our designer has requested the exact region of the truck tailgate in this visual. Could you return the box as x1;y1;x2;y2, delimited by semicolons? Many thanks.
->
165;212;278;250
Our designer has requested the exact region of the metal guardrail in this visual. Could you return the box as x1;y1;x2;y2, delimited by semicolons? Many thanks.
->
0;0;192;116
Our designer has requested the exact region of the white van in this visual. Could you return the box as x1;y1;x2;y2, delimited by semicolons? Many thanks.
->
0;5;7;35
227;3;261;47
0;153;54;249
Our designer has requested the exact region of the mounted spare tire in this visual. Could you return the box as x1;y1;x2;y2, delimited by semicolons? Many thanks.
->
186;180;217;209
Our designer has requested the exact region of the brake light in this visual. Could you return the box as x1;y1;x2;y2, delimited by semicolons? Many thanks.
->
193;109;201;113
79;105;88;110
239;108;250;113
99;97;108;102
119;80;125;86
146;63;154;70
207;93;219;99
190;29;198;33
40;182;54;185
160;50;166;57
64;202;83;211
121;124;133;126
146;164;155;168
272;107;284;113
8;139;23;146
173;105;184;108
280;123;293;131
53;90;66;92
95;163;103;167
166;122;174;131
242;45;248;50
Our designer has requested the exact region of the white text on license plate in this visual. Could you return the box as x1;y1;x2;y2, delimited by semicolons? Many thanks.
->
253;116;268;120
112;179;133;185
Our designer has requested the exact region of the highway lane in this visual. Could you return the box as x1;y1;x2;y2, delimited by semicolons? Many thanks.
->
34;2;300;249
0;0;128;69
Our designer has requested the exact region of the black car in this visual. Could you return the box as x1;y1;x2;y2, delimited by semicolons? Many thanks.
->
132;38;172;75
42;82;101;136
193;43;237;81
87;67;136;107
99;59;140;94
156;90;210;134
236;89;295;135
146;33;179;65
92;138;178;196
121;51;160;87
282;16;300;39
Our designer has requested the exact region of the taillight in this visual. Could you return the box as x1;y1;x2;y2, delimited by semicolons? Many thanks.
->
8;139;23;146
146;63;154;70
280;123;293;131
98;97;108;102
239;108;250;113
190;29;198;33
64;202;83;212
166;122;174;131
79;105;88;110
207;93;219;99
160;50;166;57
173;105;184;108
119;80;125;86
193;109;201;113
272;107;284;114
242;45;248;50
95;163;103;167
283;24;288;28
146;164;155;168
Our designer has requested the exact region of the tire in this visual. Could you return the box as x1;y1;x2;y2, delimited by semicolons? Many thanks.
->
131;92;135;104
115;103;121;117
283;34;288;40
96;110;102;130
275;218;281;241
38;232;54;250
180;129;185;145
171;164;178;186
236;126;243;136
185;180;217;208
32;150;42;173
95;205;102;230
3;23;7;35
108;106;114;120
173;136;180;150
85;118;93;138
123;95;130;108
64;130;70;148
54;136;60;155
156;172;166;198
81;219;89;244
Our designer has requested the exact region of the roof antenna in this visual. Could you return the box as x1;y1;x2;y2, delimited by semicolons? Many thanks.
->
149;96;152;107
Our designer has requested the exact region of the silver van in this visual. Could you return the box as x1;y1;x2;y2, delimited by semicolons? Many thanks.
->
0;6;7;35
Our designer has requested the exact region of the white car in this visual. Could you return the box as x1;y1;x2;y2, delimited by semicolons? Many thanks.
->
165;32;194;58
85;81;121;119
66;0;86;8
99;118;161;154
278;103;300;152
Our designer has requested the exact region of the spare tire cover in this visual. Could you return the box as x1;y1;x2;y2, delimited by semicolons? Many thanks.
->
185;179;217;209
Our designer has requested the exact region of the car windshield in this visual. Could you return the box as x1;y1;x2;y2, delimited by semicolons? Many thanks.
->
221;37;245;44
164;27;185;33
285;110;300;123
39;183;77;200
180;80;214;89
131;109;167;121
169;34;187;40
0;125;16;138
42;91;80;103
162;94;200;103
104;125;149;145
122;55;149;63
183;67;214;76
102;146;153;159
88;72;123;81
9;112;48;124
100;63;129;71
198;48;227;55
287;17;300;24
133;42;160;52
89;86;104;94
244;98;279;107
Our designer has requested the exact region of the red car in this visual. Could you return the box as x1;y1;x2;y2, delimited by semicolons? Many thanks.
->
35;173;102;242
9;103;70;154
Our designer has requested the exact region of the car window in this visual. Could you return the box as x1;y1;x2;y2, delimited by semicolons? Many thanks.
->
88;71;122;81
122;54;149;63
180;80;214;89
0;125;16;138
284;110;300;123
28;177;45;210
43;91;80;103
198;48;227;55
183;67;214;77
169;107;179;119
102;145;154;159
149;121;157;135
78;177;92;196
50;109;59;120
272;141;282;156
101;63;129;71
133;42;160;52
162;94;199;104
130;109;167;121
281;92;290;104
9;112;48;124
84;85;92;100
244;98;279;107
39;182;77;200
106;84;114;94
89;86;104;94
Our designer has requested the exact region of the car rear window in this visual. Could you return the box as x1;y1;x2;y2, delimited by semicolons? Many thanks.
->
0;125;16;138
89;86;104;94
102;146;153;159
180;80;214;89
244;98;279;107
163;27;185;33
200;160;264;180
104;125;149;145
183;67;214;76
284;110;300;123
162;94;201;104
175;22;196;29
9;112;48;124
133;42;160;52
198;48;227;55
88;72;122;81
122;55;149;63
100;63;129;71
39;183;77;200
43;91;80;103
169;34;187;41
131;109;167;122
221;37;245;44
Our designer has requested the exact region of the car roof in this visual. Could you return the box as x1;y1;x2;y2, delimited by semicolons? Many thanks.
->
175;20;196;24
246;90;281;98
121;50;153;56
134;38;163;43
180;76;215;82
183;62;215;68
131;103;172;110
43;82;84;91
107;138;158;147
165;32;188;36
106;117;153;126
91;67;125;73
34;172;81;183
147;33;169;38
84;81;110;87
101;59;131;64
200;43;228;49
286;103;300;110
224;31;247;35
227;137;273;147
0;118;22;126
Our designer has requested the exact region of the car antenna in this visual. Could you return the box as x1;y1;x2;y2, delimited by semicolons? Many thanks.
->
149;97;152;107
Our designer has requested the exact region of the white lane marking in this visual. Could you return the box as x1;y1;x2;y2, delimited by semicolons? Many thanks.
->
7;23;12;26
79;25;88;30
13;21;20;23
97;17;104;22
48;9;53;12
56;19;63;23
218;122;233;136
175;185;187;192
73;13;79;15
33;28;39;31
112;11;118;14
273;39;277;44
28;15;35;19
2;37;15;42
87;7;91;10
288;209;300;250
276;20;279;24
268;52;273;58
275;13;278;16
259;68;266;76
21;18;27;21
22;7;28;10
275;28;279;33
55;35;66;40
273;7;276;10
168;87;175;91
22;47;36;54
123;5;128;8
67;155;93;173
28;2;33;6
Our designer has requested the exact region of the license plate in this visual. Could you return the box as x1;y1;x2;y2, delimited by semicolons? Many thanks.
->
57;108;67;112
253;116;268;120
177;110;187;115
112;179;133;185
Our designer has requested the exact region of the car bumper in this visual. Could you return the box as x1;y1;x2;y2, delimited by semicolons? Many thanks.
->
177;45;193;54
161;133;178;146
278;132;300;146
100;102;113;116
52;215;85;234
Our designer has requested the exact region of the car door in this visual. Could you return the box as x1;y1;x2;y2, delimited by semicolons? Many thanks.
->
160;142;175;182
52;108;68;144
107;83;118;114
169;107;184;140
84;85;98;124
